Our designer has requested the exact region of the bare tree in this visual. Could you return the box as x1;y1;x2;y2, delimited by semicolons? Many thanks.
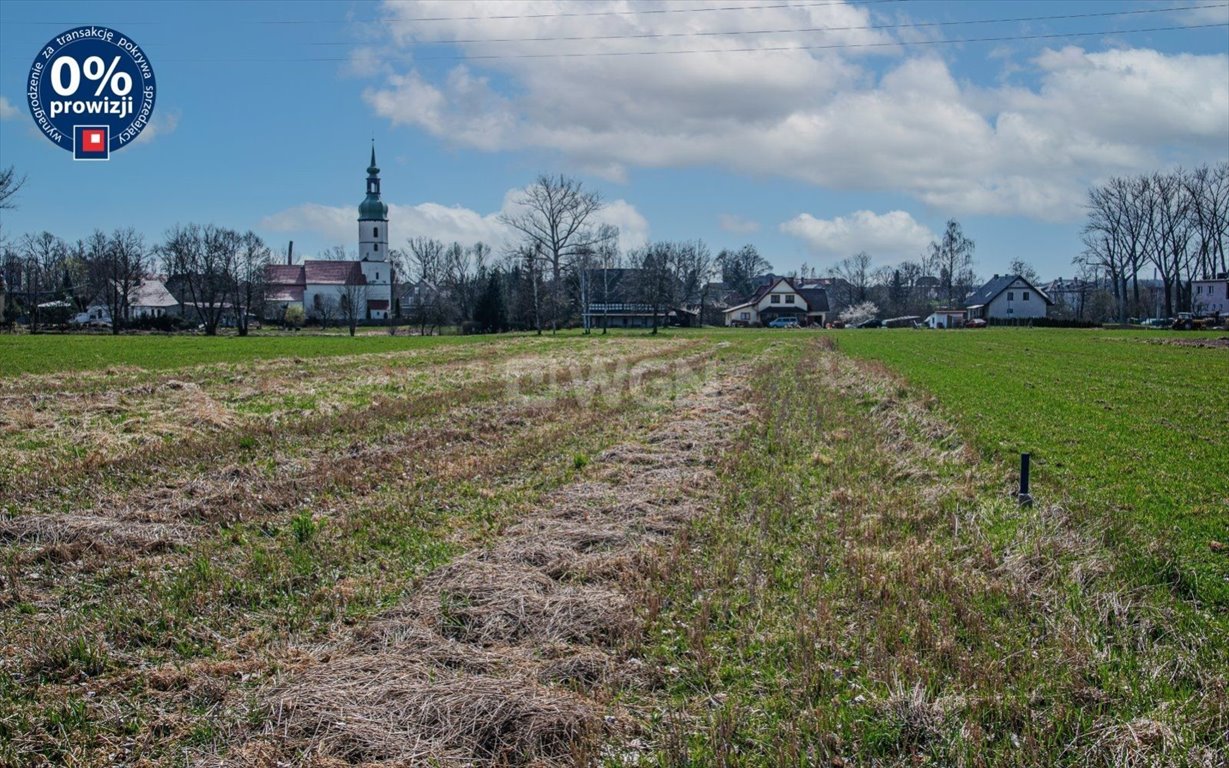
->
929;220;976;306
830;251;873;305
161;224;238;335
86;228;146;334
595;226;622;334
717;244;771;297
18;232;68;331
233;231;270;336
501;174;604;333
312;292;339;329
338;281;368;336
0;166;25;211
635;242;680;335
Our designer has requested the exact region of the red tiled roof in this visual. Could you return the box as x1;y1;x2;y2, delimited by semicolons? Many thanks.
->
266;264;305;286
304;261;366;285
367;299;389;310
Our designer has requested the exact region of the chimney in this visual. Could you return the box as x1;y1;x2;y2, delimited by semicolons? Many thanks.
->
287;241;294;266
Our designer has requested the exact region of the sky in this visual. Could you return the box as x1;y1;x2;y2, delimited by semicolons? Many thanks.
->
1;0;1226;281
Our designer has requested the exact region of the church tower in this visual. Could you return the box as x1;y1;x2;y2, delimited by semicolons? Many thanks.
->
358;143;392;319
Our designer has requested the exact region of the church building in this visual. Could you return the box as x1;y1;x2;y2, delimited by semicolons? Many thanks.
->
266;145;394;322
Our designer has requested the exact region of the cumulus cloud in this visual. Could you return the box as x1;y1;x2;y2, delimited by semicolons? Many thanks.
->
357;0;1229;221
781;210;935;259
719;213;760;234
0;96;18;120
262;188;648;254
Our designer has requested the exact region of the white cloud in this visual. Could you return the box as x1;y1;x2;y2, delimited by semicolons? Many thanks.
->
719;213;760;235
358;0;1229;221
780;210;935;259
0;96;18;120
131;110;180;146
261;188;648;255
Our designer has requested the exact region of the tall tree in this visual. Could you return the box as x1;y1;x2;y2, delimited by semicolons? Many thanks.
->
500;174;604;333
18;232;68;331
717;244;771;297
86;228;146;334
929;220;976;305
161;224;238;336
232;231;270;337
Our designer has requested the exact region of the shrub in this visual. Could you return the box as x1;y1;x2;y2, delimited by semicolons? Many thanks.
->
284;305;305;329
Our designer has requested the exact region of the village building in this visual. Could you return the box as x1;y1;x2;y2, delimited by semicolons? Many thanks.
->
79;278;180;324
265;145;394;322
723;276;829;327
1192;273;1229;316
965;274;1053;321
924;308;967;328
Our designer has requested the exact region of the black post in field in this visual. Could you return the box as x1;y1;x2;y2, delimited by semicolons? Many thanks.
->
1018;452;1033;507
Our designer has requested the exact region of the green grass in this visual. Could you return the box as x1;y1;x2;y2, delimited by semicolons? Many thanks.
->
833;327;1229;608
0;331;503;377
630;336;1226;766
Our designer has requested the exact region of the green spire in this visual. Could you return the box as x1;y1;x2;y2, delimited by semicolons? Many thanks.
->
367;142;379;176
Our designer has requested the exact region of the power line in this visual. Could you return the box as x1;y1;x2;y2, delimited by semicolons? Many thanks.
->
2;21;1223;65
419;21;1229;60
301;3;1229;46
2;0;911;26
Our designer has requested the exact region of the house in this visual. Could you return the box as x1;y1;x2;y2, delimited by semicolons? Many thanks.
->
1192;273;1229;316
965;274;1053;321
924;308;966;328
723;277;829;327
81;278;180;324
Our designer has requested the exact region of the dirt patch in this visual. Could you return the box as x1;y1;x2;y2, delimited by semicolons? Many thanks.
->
1150;336;1229;349
213;367;751;766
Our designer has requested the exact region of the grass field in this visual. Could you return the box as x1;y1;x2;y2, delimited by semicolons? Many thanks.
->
0;328;1223;766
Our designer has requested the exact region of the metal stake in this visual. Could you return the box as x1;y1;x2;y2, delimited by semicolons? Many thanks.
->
1018;452;1033;507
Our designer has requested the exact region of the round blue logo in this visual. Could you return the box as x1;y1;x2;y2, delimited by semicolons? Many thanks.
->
26;26;156;160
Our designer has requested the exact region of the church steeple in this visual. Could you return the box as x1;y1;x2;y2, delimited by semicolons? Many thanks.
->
359;142;388;221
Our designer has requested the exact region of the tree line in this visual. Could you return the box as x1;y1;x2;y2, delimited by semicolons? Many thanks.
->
1079;162;1228;320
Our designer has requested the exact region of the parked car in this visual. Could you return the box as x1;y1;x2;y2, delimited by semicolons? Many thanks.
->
853;318;881;329
767;317;800;328
966;318;987;328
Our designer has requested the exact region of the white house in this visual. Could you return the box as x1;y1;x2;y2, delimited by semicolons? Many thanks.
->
1192;273;1228;316
924;308;966;328
723;277;829;326
80;278;180;324
965;274;1053;321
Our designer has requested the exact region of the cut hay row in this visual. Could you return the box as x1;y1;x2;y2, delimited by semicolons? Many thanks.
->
209;365;752;766
0;337;692;499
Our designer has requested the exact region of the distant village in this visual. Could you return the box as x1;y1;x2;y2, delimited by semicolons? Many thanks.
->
1;154;1226;334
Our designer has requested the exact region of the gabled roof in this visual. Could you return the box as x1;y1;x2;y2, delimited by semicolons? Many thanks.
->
795;286;829;313
131;279;179;308
266;264;306;286
304;260;366;286
965;274;1053;307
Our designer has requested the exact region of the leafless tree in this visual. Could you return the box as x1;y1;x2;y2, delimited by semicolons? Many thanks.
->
86;228;146;334
929;220;976;305
161;224;238;335
233;231;270;336
830;251;874;305
312;292;339;329
717;244;771;297
0;166;25;211
338;281;368;336
501;174;605;333
18;232;68;331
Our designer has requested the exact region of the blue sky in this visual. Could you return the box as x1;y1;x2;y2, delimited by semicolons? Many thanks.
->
1;0;1226;280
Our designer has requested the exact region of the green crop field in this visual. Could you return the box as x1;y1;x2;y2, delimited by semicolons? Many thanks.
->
0;331;499;377
0;328;1224;766
834;328;1229;607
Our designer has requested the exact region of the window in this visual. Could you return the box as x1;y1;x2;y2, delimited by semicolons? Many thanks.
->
1023;291;1030;301
374;243;379;252
785;294;795;304
771;294;781;304
374;227;379;238
740;312;750;320
376;272;380;280
1007;291;1014;301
